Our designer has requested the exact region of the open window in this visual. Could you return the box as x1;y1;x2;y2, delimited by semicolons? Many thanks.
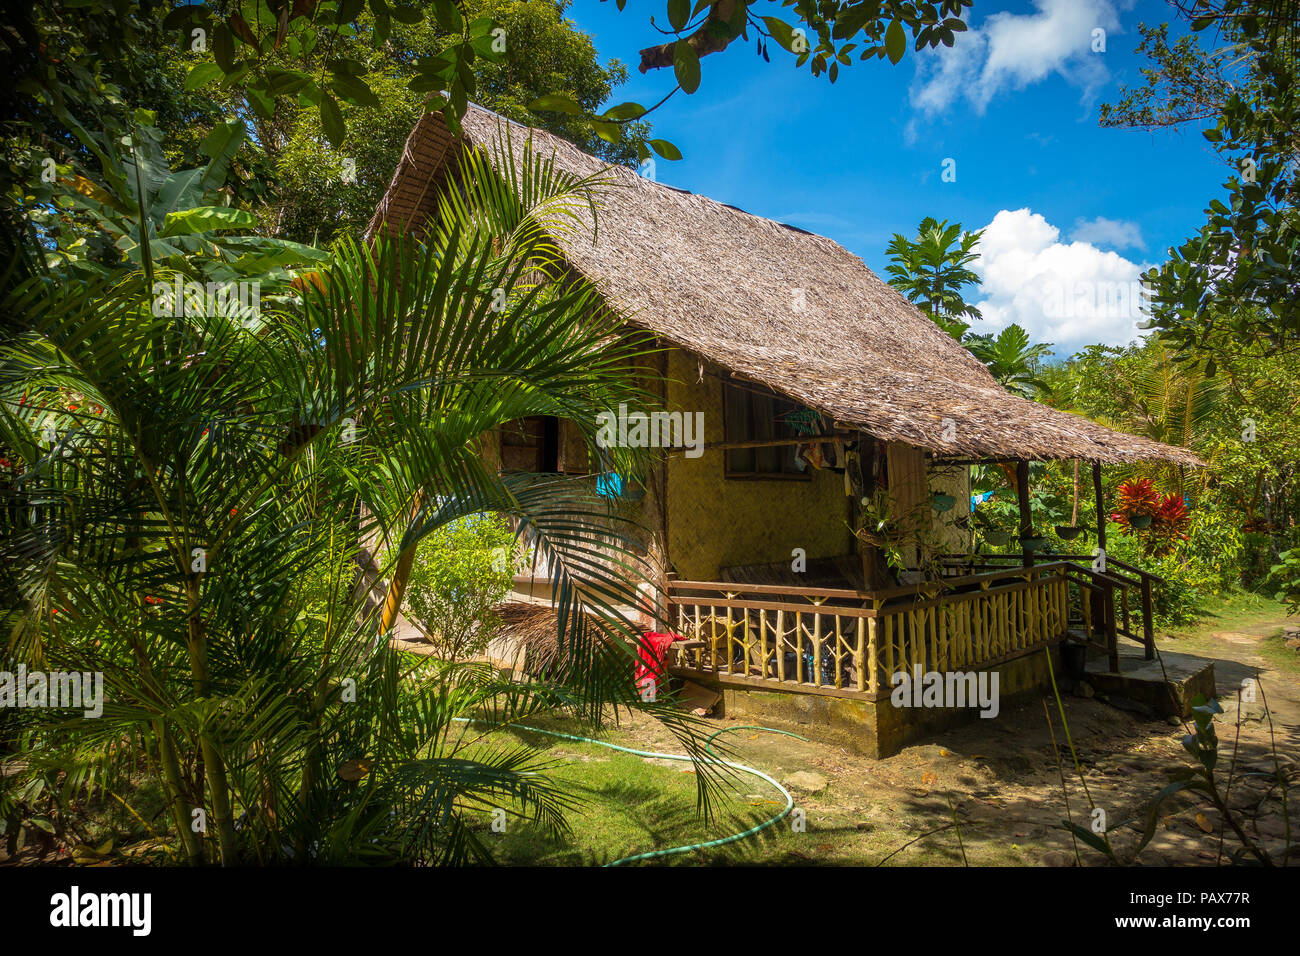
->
499;416;590;474
722;376;818;479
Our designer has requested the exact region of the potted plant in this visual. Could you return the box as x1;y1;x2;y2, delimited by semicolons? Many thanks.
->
931;491;956;512
1055;524;1085;541
1061;639;1088;679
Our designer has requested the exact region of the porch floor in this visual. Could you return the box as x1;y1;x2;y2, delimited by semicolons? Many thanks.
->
1083;637;1216;719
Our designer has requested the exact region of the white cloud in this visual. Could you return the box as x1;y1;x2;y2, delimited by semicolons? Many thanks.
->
971;208;1154;357
910;0;1121;116
1070;215;1145;250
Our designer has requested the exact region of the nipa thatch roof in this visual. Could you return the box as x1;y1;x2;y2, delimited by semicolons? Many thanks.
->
368;105;1201;467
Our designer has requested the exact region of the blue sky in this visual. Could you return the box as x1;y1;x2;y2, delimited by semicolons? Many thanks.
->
563;0;1230;357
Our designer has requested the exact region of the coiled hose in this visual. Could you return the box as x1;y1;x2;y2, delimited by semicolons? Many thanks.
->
455;718;807;865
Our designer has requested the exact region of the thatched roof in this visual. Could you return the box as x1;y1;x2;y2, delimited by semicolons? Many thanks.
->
369;105;1201;467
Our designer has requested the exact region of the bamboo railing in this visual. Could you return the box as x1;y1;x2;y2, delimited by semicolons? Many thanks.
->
935;552;1160;662
665;563;1075;700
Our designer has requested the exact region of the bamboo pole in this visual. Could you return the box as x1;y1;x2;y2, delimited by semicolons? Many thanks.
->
776;609;786;681
795;611;805;683
885;613;895;683
861;617;872;693
834;616;843;688
812;612;823;686
725;599;734;675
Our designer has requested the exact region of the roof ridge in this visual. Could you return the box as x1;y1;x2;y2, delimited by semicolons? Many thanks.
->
461;104;844;249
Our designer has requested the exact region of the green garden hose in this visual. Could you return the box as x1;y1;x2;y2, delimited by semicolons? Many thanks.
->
454;718;807;865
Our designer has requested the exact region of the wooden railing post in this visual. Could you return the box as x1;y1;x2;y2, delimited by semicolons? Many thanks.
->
1104;580;1120;673
1141;575;1155;660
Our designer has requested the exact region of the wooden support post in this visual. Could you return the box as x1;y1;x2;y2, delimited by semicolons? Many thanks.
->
1141;576;1155;661
1016;459;1033;568
1093;462;1107;552
1091;461;1108;637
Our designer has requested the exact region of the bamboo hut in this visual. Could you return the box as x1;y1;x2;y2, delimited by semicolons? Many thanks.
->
369;105;1209;755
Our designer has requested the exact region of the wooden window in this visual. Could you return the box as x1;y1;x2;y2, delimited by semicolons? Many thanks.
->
722;378;815;479
499;416;589;474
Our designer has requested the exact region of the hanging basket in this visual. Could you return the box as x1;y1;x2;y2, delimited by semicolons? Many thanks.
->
1129;513;1153;529
854;526;893;549
931;493;956;513
1055;525;1084;541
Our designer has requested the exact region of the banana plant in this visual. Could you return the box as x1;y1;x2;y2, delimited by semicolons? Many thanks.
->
33;109;325;283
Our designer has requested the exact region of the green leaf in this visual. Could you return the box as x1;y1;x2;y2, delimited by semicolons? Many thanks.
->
1135;778;1208;854
184;62;223;91
761;16;796;53
668;0;690;32
199;120;247;192
431;0;463;32
528;94;583;114
603;102;647;121
673;40;701;94
885;19;907;64
648;139;682;161
160;206;258;237
390;4;423;24
1061;821;1114;859
591;120;622;145
330;73;381;108
320;95;345;148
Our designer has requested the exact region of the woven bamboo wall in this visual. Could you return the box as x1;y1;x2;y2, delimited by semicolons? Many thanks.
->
664;348;853;580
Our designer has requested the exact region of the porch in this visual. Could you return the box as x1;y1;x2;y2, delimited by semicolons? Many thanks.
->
662;554;1212;756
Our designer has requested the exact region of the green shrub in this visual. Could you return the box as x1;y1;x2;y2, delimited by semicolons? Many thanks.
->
1268;549;1300;615
1105;512;1244;626
405;514;519;662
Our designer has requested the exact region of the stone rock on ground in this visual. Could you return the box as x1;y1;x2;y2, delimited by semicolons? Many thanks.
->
783;771;828;794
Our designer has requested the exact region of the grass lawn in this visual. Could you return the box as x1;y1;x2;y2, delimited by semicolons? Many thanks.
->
474;726;806;866
1163;590;1298;676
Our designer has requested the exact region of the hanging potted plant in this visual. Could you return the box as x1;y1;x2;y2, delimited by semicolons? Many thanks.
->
1020;534;1051;553
931;491;956;512
1113;478;1161;533
1054;460;1086;541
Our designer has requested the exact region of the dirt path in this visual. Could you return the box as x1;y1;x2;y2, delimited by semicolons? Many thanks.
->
604;614;1300;866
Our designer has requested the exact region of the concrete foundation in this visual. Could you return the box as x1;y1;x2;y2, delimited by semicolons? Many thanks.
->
1084;641;1216;718
695;645;1064;758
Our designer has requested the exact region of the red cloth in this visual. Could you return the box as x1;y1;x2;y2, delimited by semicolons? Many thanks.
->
635;631;680;686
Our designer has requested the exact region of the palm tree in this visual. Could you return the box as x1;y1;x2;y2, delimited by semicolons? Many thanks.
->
0;131;715;865
965;324;1054;398
885;217;985;339
1106;342;1222;495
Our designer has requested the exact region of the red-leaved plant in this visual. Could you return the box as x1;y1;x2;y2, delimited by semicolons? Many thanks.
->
1112;478;1190;554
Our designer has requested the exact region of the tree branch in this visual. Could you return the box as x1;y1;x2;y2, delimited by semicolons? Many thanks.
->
638;0;739;73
